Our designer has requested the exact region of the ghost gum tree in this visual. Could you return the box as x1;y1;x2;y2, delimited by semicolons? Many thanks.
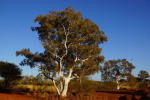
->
101;59;135;90
16;7;107;97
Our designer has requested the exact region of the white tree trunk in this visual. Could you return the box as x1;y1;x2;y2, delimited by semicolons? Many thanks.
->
61;78;70;97
54;68;73;97
117;84;120;90
61;68;73;97
53;77;71;97
116;81;120;90
52;80;60;95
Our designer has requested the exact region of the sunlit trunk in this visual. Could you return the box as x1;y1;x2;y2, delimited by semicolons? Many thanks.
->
61;77;70;97
61;84;68;97
52;80;60;95
53;68;73;97
117;85;120;90
116;81;120;90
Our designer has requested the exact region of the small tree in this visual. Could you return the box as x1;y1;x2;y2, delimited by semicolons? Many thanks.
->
0;61;22;88
137;70;149;89
138;70;149;82
127;74;137;89
16;6;107;97
70;77;97;96
101;59;135;90
35;74;43;85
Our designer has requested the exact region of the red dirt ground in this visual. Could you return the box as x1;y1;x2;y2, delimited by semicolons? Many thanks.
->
94;91;141;100
0;90;150;100
0;93;40;100
67;91;141;100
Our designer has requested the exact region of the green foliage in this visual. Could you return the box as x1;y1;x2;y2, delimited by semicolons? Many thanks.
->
16;6;107;80
16;6;107;96
0;80;4;86
43;81;54;86
18;75;55;88
69;77;97;96
138;70;149;82
96;81;117;90
101;59;135;82
138;82;149;89
0;61;22;88
13;85;30;93
126;74;137;89
69;78;117;96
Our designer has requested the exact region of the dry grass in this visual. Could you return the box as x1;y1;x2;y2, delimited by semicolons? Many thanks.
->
17;85;57;92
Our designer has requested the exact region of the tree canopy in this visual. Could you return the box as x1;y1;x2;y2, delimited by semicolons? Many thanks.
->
101;59;135;81
0;61;22;88
101;59;135;89
138;70;149;81
16;6;107;96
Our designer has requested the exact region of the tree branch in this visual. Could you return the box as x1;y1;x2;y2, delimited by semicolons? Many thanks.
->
52;80;60;95
58;23;70;79
75;56;91;63
49;51;61;59
60;23;68;59
67;68;73;79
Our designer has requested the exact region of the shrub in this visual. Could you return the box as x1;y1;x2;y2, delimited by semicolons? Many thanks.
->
138;82;148;89
11;85;30;93
96;81;117;90
43;81;54;86
69;77;98;96
136;89;148;94
0;80;4;87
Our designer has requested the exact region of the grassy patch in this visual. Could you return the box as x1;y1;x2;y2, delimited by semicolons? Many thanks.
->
14;85;57;93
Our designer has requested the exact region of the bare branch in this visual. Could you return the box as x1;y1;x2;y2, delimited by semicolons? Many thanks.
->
49;51;61;59
57;23;70;79
75;56;91;62
68;43;73;48
70;73;78;80
67;68;73;79
60;23;68;59
58;61;64;78
52;80;60;95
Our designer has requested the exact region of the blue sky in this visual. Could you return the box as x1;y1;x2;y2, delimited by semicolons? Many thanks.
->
0;0;150;81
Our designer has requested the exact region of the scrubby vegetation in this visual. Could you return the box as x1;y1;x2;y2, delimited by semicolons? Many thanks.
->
0;61;150;99
0;73;150;100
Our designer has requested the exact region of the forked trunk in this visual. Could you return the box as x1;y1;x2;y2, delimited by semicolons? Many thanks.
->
61;84;68;97
53;68;73;97
53;79;70;97
61;78;70;97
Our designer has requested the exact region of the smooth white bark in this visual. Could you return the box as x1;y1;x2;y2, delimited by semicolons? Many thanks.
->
61;77;70;97
61;68;73;97
52;68;74;97
53;23;77;97
116;81;120;90
52;80;60;95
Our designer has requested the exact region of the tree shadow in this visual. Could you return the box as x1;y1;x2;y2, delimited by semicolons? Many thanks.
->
96;90;136;95
119;95;128;100
140;93;150;100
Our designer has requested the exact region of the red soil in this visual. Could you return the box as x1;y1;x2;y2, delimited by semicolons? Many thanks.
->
0;93;39;100
67;90;150;100
0;90;150;100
